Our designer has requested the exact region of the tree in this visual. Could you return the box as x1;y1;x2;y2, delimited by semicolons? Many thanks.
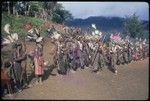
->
123;13;143;38
2;1;19;15
28;1;40;17
2;1;73;24
42;2;57;21
52;3;73;24
2;1;12;14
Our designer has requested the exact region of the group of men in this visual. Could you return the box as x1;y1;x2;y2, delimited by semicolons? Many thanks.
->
53;34;149;76
1;24;149;97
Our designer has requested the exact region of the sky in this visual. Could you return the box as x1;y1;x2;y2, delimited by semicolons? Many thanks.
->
58;2;149;21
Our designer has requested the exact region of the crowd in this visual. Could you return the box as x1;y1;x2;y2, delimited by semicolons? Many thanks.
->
51;34;149;75
1;24;149;97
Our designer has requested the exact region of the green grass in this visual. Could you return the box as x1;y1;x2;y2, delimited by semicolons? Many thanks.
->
1;12;47;39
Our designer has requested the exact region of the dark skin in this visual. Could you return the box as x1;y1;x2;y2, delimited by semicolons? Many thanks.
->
14;45;26;62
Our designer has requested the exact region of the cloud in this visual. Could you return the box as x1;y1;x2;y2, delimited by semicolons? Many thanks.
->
58;2;149;20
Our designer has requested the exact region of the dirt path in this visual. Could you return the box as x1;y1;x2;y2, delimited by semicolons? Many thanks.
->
3;58;149;100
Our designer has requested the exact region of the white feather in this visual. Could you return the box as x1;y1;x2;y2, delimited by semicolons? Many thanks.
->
92;24;96;29
4;24;10;34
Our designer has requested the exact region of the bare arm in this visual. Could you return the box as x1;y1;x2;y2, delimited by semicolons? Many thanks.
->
14;52;26;62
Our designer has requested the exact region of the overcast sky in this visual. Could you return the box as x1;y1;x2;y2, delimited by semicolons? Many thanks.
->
58;2;149;21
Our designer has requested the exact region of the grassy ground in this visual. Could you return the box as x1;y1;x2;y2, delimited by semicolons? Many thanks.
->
1;12;47;39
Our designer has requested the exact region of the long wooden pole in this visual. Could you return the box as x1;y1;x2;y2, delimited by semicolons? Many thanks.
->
91;35;106;66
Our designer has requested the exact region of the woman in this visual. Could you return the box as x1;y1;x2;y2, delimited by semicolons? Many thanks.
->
33;42;44;85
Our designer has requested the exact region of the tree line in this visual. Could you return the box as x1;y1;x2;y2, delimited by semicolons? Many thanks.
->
2;1;73;24
2;1;148;39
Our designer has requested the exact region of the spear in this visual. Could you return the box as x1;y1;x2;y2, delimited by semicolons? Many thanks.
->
91;35;106;66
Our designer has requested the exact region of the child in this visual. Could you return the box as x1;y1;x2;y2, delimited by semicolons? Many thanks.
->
33;42;44;85
1;61;13;97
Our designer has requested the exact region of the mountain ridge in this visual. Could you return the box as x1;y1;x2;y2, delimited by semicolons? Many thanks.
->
65;16;149;32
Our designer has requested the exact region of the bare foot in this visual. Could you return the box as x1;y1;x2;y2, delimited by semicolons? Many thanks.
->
115;70;118;75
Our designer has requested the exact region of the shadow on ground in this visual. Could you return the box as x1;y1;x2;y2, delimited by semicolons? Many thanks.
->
42;64;57;81
106;63;115;73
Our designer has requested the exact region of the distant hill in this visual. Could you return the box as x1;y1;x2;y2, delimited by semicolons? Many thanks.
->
65;16;149;33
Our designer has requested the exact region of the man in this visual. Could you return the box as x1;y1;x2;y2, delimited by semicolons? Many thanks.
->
57;40;68;76
116;45;121;65
71;40;81;71
128;42;133;63
20;42;29;89
99;44;106;70
88;39;97;61
109;44;117;74
132;44;138;61
27;28;42;42
55;37;69;75
77;38;85;69
120;46;125;64
91;41;101;74
139;40;144;60
103;43;110;68
123;43;129;64
145;43;149;58
135;45;140;61
82;39;91;68
13;42;26;91
66;40;74;73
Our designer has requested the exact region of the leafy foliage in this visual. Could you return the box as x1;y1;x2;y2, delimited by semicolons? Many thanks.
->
123;13;143;38
2;1;73;24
